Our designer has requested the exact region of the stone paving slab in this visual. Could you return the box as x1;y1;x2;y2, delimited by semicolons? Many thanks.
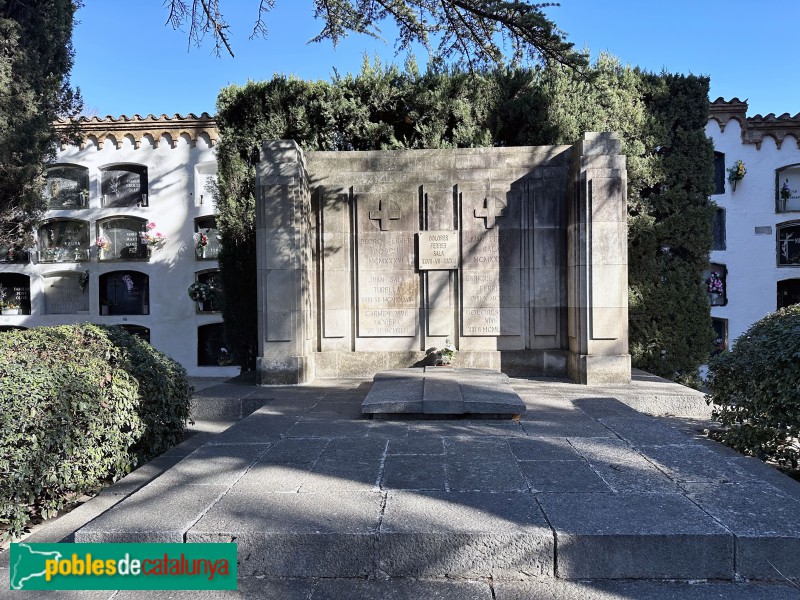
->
537;492;734;580
187;491;383;578
58;375;800;585
379;491;553;579
684;482;800;580
75;483;230;543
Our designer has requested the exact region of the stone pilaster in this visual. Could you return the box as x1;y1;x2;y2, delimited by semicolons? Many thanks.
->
255;140;315;384
566;133;631;384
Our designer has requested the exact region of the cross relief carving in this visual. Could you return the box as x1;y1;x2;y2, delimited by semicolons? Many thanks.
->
369;199;401;231
474;196;507;229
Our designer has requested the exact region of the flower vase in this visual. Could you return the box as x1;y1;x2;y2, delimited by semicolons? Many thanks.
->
146;247;153;259
99;249;105;261
2;308;20;315
197;246;206;259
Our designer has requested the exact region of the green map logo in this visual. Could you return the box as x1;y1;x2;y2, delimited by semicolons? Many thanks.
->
9;543;237;590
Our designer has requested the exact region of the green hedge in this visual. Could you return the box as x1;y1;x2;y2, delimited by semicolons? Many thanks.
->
707;305;800;467
0;324;192;540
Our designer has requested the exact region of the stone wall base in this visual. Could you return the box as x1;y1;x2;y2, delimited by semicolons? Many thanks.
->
257;355;315;385
313;350;569;379
567;353;632;385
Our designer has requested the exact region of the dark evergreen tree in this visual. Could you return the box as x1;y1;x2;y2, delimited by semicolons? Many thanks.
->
0;0;82;246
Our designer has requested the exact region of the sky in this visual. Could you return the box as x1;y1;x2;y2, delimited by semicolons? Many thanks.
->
70;1;800;119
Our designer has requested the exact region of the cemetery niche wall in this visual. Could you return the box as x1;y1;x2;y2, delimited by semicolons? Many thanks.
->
255;133;630;385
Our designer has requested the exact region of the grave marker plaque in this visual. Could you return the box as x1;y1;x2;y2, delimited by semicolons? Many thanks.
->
44;166;89;210
101;166;148;207
99;219;147;260
418;231;459;270
100;271;148;315
356;192;418;338
38;220;90;262
44;273;89;314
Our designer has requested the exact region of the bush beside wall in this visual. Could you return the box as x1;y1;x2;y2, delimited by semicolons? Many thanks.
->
0;324;192;540
707;305;800;467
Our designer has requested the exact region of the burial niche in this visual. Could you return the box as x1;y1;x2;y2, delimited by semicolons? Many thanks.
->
195;217;221;260
99;271;149;315
38;219;90;263
198;323;231;366
778;222;800;266
97;217;148;261
777;165;800;212
43;271;89;314
0;274;31;315
778;279;800;309
44;164;89;210
101;164;148;207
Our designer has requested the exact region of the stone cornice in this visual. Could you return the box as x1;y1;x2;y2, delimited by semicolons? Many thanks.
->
709;97;800;150
55;113;218;150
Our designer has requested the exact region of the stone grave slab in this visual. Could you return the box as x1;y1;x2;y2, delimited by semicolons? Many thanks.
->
362;367;526;418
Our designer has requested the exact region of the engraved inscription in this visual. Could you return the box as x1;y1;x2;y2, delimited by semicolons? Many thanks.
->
359;272;417;307
359;308;416;337
357;233;415;268
418;230;459;270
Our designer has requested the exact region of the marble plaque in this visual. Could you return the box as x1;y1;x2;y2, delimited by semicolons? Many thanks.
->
44;166;89;210
99;219;147;260
38;220;89;263
44;273;89;314
418;231;459;270
101;271;148;315
101;166;147;207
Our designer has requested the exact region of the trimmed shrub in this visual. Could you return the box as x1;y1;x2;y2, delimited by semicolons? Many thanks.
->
707;305;800;467
0;324;192;540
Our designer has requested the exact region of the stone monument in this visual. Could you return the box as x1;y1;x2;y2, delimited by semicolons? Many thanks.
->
255;133;630;385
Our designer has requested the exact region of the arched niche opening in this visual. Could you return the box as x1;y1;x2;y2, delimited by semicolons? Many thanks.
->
96;217;148;261
778;278;800;310
99;271;149;315
100;163;148;207
38;219;90;263
198;322;231;366
0;273;31;315
43;271;90;314
44;164;89;210
778;221;800;266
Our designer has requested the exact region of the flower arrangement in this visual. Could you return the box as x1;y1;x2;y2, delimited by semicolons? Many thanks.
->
727;159;746;191
781;179;792;201
187;280;222;304
707;272;724;295
96;236;110;251
217;347;233;366
140;222;167;249
426;338;456;365
195;230;209;249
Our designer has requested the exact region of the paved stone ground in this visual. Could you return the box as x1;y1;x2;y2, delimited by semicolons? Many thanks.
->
2;374;800;598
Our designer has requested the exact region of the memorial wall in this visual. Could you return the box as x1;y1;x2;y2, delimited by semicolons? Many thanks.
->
255;133;630;385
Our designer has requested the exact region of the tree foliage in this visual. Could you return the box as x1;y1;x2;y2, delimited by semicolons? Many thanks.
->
0;0;82;246
707;305;800;468
165;0;585;69
214;57;715;382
